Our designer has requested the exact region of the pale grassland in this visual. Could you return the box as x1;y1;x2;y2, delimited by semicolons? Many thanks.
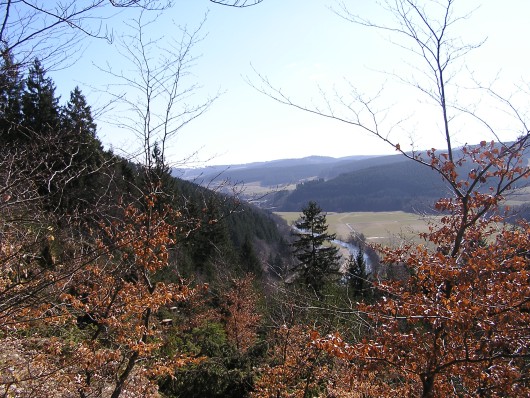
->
240;181;297;196
275;211;441;246
504;186;530;207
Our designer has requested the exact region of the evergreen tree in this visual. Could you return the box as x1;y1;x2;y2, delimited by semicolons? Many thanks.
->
181;194;232;271
146;141;178;204
292;201;340;298
62;86;97;137
240;235;261;275
0;49;24;143
346;246;370;298
21;58;60;136
58;86;105;213
61;86;103;166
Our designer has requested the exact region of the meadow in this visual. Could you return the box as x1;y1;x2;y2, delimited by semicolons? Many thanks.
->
275;210;440;246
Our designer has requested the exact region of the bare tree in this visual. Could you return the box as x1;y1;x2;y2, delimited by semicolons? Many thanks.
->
0;1;175;68
252;0;530;254
0;0;263;69
252;1;530;395
98;11;217;196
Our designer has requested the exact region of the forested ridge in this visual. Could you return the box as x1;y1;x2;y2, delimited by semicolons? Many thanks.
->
183;149;529;215
273;159;447;212
0;53;298;397
175;155;379;187
2;0;530;397
272;148;530;213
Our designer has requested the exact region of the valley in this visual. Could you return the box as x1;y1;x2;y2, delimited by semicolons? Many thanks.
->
177;147;530;216
276;210;438;246
3;0;530;395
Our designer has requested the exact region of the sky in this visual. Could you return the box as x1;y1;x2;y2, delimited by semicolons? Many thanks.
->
51;0;530;167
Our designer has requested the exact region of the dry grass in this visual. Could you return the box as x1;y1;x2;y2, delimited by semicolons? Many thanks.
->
275;211;440;247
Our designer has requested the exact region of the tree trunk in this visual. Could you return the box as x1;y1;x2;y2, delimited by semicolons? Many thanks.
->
421;373;435;398
110;351;139;398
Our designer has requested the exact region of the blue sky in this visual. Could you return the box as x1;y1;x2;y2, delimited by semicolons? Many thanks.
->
52;0;530;167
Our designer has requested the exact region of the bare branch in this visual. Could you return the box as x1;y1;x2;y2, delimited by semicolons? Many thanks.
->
96;11;218;196
209;0;264;7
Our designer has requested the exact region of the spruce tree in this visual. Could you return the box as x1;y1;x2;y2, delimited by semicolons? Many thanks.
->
63;86;103;158
62;86;97;137
59;86;104;213
0;49;24;143
145;141;178;203
346;246;370;298
21;58;60;136
240;235;261;275
292;201;340;298
61;86;103;167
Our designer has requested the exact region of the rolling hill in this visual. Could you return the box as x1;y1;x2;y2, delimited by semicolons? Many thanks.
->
175;145;530;213
173;155;387;186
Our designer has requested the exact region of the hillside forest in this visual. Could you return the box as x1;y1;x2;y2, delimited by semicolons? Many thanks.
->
2;1;530;397
185;147;530;216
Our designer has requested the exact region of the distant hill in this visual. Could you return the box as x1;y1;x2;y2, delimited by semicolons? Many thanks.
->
173;155;386;186
271;159;449;212
175;145;530;213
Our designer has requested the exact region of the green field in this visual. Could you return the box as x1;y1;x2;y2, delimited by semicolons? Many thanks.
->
275;210;439;246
